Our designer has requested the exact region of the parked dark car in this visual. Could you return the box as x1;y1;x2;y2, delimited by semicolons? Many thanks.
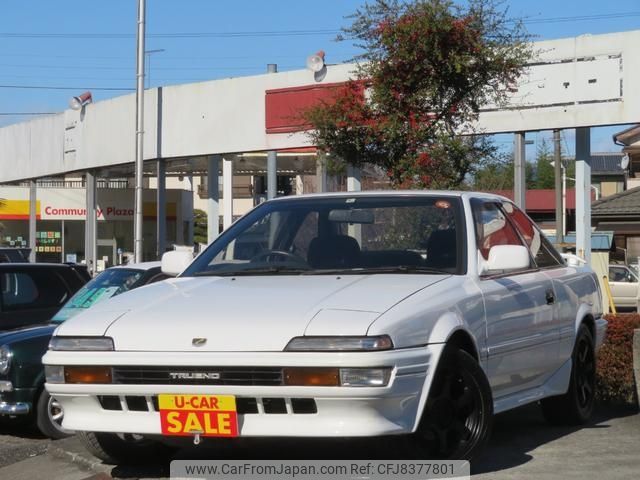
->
0;248;31;263
0;263;90;331
0;262;170;438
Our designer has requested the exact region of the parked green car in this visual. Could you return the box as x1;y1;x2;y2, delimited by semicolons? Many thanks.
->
0;262;170;438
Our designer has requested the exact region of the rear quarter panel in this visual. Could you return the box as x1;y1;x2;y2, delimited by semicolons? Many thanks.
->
543;266;602;361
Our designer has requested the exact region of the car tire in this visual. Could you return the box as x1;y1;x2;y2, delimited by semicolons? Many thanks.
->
78;431;171;465
36;390;73;440
540;323;596;425
412;346;493;460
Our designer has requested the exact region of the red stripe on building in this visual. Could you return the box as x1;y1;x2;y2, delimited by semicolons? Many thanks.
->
265;82;348;134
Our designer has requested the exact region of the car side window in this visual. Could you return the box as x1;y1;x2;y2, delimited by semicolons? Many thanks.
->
502;202;564;268
0;270;69;311
472;201;527;262
609;266;635;283
1;272;39;308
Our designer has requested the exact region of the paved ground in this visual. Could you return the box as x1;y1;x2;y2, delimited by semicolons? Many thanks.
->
0;403;638;479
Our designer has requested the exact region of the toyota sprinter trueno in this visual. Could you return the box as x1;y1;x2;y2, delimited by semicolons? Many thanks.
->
43;192;606;463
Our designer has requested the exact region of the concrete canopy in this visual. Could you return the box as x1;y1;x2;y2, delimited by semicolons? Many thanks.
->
1;30;640;184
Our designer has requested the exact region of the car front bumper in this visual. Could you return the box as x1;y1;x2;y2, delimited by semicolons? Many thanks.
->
44;345;443;437
0;385;35;416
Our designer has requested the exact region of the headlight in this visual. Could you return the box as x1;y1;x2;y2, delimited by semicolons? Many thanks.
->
0;345;12;375
49;336;114;351
284;335;393;352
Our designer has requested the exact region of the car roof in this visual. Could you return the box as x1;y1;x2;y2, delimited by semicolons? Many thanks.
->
268;190;512;203
0;262;81;269
110;261;161;271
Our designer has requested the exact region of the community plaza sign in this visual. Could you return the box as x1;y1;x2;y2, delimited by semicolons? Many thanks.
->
0;186;176;221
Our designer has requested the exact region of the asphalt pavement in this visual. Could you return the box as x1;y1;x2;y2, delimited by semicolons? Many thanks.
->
0;403;638;479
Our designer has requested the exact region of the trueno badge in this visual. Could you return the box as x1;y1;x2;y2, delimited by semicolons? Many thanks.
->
192;338;207;347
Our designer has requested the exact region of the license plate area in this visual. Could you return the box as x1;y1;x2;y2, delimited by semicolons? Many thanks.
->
159;394;238;437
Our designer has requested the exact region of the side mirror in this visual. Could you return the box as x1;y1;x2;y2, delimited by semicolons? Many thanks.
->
481;245;530;275
161;250;193;276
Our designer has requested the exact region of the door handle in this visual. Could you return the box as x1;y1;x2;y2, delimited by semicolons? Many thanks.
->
545;289;556;305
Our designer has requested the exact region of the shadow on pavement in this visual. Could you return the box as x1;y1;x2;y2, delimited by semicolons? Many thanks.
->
103;403;637;479
471;402;638;475
0;418;47;441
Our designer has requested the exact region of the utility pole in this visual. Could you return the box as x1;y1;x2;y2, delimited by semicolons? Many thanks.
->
134;0;146;263
553;129;563;245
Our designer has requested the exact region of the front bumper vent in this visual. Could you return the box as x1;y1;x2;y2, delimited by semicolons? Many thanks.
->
97;395;316;415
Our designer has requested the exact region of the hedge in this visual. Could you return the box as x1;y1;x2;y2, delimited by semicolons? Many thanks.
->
596;314;640;404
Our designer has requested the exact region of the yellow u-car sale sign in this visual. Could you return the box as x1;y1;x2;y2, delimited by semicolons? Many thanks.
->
158;394;238;437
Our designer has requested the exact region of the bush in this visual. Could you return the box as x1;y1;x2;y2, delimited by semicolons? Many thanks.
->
596;314;640;404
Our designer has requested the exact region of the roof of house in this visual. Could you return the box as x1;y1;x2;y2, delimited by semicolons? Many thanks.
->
491;189;577;212
613;124;640;146
590;153;625;175
592;185;640;216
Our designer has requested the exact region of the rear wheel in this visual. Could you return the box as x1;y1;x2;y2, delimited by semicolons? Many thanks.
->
541;324;596;425
412;346;493;460
79;431;170;465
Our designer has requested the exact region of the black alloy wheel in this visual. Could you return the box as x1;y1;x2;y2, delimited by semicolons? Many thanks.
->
541;323;596;425
413;347;493;460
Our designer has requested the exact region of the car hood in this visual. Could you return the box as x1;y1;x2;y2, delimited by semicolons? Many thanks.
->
0;324;57;346
55;274;449;351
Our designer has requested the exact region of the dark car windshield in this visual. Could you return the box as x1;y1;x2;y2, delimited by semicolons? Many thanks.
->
183;195;465;277
51;268;145;322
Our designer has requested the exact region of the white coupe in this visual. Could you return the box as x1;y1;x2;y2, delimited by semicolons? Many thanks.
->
43;192;606;463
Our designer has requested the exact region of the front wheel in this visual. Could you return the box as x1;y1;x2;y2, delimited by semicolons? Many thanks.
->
540;324;596;425
411;346;493;460
79;431;171;465
36;390;73;440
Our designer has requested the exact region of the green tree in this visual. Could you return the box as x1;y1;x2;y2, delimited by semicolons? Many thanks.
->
471;152;535;191
534;138;556;189
303;0;532;189
193;209;208;245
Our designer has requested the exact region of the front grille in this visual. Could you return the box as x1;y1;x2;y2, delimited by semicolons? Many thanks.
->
97;395;316;414
112;366;283;386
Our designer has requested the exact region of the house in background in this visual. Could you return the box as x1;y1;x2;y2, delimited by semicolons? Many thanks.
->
613;125;640;189
590;152;627;199
592;186;640;263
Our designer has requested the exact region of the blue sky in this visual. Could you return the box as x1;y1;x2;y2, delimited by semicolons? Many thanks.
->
1;0;639;155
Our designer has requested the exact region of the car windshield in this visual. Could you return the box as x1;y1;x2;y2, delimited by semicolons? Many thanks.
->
183;195;465;277
51;268;145;322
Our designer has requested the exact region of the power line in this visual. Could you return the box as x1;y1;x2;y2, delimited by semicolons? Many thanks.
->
522;12;640;24
0;29;341;39
0;12;638;40
0;84;134;91
0;112;56;116
0;63;299;71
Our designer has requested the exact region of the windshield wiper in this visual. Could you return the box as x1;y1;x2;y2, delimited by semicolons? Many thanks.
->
302;266;451;275
194;266;311;277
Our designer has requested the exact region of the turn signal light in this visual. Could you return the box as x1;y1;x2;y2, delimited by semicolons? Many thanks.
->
283;368;340;387
64;366;112;384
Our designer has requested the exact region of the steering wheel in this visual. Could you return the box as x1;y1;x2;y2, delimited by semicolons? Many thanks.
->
250;250;308;266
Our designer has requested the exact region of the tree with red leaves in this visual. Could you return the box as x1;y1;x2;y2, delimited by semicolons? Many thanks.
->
303;0;532;189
